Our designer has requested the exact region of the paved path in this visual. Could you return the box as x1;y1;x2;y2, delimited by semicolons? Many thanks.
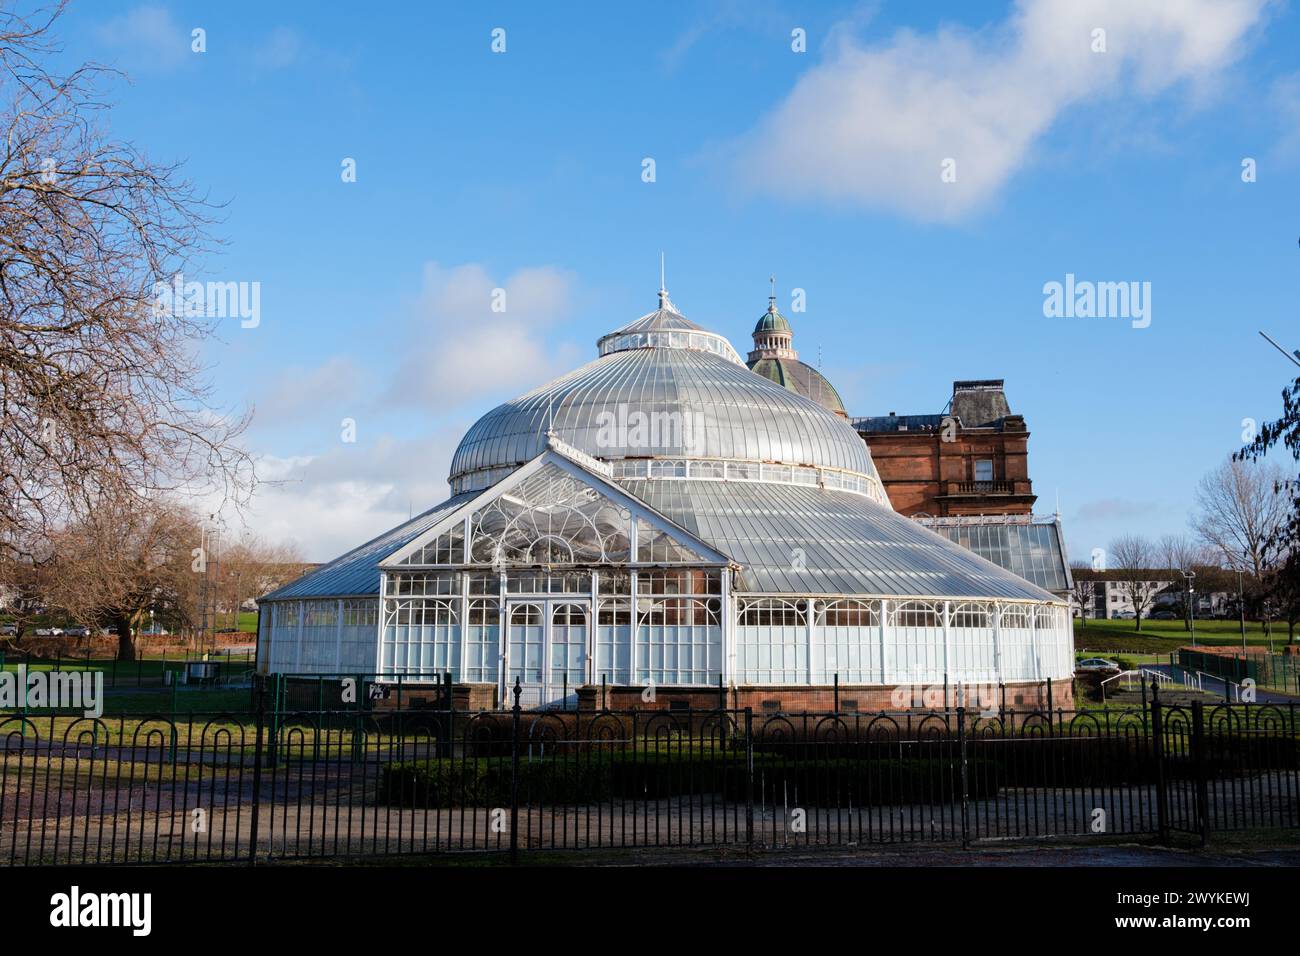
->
4;774;1295;865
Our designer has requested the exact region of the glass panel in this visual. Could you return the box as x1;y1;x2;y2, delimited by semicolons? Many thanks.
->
549;602;587;688
508;603;544;684
635;518;708;563
469;463;632;565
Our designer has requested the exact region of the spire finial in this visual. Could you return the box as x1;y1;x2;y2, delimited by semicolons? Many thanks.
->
658;252;667;308
768;274;777;313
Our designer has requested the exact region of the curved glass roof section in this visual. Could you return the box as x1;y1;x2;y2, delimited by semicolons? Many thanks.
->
620;479;1056;601
596;293;744;365
450;339;879;493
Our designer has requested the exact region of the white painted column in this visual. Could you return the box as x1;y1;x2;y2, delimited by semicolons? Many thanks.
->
587;570;598;686
497;570;508;705
334;598;343;672
457;573;469;684
630;569;640;685
805;598;815;685
992;602;1003;685
1030;605;1042;680
374;576;387;676
942;600;952;693
879;599;891;685
294;600;305;672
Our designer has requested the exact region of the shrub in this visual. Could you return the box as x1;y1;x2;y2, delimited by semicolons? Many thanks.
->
379;751;995;807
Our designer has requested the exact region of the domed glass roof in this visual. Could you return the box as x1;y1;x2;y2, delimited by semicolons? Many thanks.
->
449;293;880;497
596;291;743;364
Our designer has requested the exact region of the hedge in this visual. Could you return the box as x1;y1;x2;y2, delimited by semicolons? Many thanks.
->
378;751;992;807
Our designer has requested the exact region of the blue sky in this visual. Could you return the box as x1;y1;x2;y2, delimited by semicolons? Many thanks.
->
58;1;1300;561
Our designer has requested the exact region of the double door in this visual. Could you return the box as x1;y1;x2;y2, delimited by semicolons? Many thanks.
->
503;599;589;709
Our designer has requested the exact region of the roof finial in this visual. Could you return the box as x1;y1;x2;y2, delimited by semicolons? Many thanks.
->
768;274;777;313
658;252;667;308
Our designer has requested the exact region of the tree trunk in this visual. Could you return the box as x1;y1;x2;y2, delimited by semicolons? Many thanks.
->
114;614;136;661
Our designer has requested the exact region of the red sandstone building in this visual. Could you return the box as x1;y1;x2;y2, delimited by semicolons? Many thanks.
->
849;381;1037;518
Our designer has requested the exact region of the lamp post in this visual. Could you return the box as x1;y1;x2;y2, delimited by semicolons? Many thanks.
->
1179;568;1196;644
1237;566;1247;651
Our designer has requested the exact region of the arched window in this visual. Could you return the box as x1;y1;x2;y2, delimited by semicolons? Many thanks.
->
815;599;881;683
637;597;721;685
737;598;807;684
888;600;944;684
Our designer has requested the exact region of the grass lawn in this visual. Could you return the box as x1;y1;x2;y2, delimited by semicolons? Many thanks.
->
1074;618;1296;654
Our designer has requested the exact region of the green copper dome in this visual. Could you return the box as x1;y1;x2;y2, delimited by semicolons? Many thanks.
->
748;357;847;416
754;307;792;334
745;287;846;417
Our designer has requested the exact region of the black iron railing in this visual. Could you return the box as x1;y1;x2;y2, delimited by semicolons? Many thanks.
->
0;680;1296;864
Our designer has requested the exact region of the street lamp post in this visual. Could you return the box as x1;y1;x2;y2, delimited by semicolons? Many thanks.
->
1238;568;1247;651
1179;568;1196;644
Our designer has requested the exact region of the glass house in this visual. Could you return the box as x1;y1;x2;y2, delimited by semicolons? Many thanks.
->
257;289;1073;710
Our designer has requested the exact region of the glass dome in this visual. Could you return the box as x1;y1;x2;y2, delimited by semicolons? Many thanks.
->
449;294;883;501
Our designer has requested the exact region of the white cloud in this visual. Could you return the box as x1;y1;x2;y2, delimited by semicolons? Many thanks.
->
95;4;191;71
733;0;1269;221
1271;72;1300;162
256;357;362;426
385;262;580;409
233;261;583;558
234;431;461;561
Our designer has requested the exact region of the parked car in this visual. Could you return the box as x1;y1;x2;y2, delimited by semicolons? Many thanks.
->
0;624;17;636
33;626;64;636
64;625;90;638
1076;657;1120;673
1111;610;1136;620
1150;610;1176;620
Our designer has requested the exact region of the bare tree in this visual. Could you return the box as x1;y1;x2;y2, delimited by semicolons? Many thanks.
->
1108;534;1162;632
1193;459;1289;583
0;530;50;645
205;532;306;633
0;4;252;557
1069;562;1095;628
1158;533;1210;631
43;497;204;660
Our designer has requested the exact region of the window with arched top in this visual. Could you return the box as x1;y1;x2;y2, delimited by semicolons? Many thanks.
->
737;598;807;685
950;601;997;682
998;603;1037;681
637;597;721;685
814;599;881;683
381;598;459;676
463;599;500;684
467;464;634;566
887;600;944;684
